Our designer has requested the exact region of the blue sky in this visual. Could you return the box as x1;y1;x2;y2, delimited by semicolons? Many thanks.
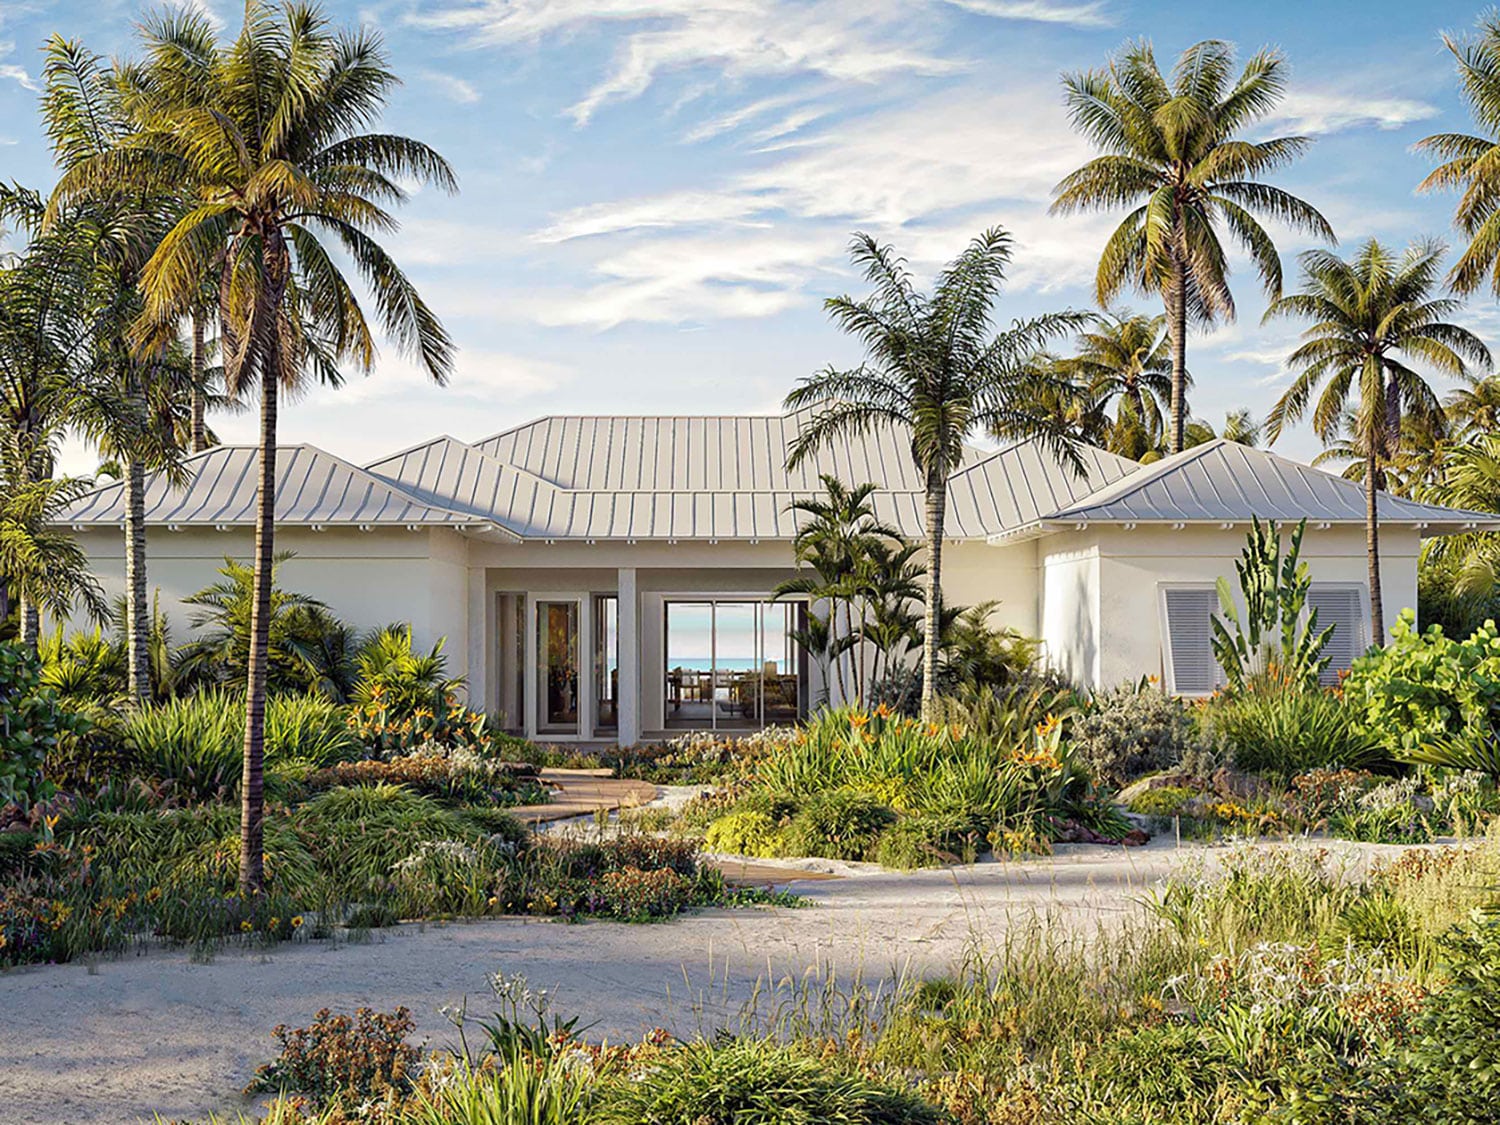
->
2;0;1496;472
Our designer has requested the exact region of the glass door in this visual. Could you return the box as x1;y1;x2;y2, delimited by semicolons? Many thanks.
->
663;599;808;731
593;595;618;733
536;600;581;735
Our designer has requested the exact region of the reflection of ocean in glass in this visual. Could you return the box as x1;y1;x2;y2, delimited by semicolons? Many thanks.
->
667;657;766;672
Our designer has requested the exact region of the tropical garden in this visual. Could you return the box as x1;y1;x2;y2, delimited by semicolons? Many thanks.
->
2;2;1500;1123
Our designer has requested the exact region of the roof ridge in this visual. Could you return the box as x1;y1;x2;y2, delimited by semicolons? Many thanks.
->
1048;439;1226;517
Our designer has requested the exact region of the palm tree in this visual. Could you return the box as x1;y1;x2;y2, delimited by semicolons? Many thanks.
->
54;3;456;891
1446;372;1500;438
1052;38;1333;453
786;229;1085;719
1265;239;1489;643
0;445;108;644
1054;310;1175;459
1418;12;1500;295
1418;432;1500;599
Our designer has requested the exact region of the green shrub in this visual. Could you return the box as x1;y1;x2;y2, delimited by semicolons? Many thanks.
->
1071;683;1209;788
124;691;362;798
293;784;480;888
780;790;897;861
0;641;86;809
1205;688;1383;779
1126;785;1199;817
875;812;978;869
594;1039;947;1125
704;810;785;857
1342;610;1500;755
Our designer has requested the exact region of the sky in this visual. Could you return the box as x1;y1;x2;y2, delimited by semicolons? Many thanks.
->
2;0;1498;474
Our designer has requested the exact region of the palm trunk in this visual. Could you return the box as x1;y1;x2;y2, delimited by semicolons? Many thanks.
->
18;597;39;651
124;454;151;706
239;361;277;894
1166;272;1188;455
190;308;207;453
1365;450;1384;647
920;467;947;722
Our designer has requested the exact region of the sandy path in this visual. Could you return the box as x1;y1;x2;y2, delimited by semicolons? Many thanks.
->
0;838;1380;1125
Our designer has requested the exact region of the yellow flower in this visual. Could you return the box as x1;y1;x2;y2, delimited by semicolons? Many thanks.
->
291;916;305;928
850;714;870;728
1035;714;1062;737
240;920;253;933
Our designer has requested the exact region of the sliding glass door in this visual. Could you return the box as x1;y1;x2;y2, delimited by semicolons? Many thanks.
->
536;600;580;735
663;599;805;731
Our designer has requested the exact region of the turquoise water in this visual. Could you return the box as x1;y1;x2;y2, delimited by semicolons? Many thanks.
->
667;658;767;672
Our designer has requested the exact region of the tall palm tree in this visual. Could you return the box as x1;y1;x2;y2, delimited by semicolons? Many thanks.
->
1418;432;1500;599
54;3;455;891
1418;12;1500;295
1055;309;1175;459
786;229;1085;719
1052;38;1333;453
42;36;189;707
1265;239;1489;643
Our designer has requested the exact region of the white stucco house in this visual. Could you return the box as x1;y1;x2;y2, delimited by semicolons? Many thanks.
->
60;409;1496;745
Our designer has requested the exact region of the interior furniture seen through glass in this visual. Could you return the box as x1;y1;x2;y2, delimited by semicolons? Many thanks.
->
664;599;805;731
537;600;580;734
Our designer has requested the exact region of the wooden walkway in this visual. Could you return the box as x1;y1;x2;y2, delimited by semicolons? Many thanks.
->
509;768;659;825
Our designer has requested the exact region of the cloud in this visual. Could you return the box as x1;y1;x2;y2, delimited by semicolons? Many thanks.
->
680;92;809;144
410;1;963;124
318;346;573;405
421;70;481;104
1268;90;1439;135
940;0;1116;29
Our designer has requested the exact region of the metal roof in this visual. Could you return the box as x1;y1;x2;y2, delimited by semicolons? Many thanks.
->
989;439;1500;541
61;418;1500;543
62;444;503;531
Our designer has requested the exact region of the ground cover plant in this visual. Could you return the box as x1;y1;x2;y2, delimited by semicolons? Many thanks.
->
168;831;1500;1125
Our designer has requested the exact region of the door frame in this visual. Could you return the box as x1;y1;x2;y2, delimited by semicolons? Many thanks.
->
526;592;593;741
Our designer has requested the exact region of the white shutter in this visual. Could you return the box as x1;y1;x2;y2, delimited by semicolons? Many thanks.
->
1163;587;1220;695
1307;586;1364;685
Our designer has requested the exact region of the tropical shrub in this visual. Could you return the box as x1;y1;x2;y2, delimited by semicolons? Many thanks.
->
780;790;897;861
1070;681;1208;788
304;747;545;806
1342;609;1500;755
352;625;462;716
0;642;86;810
1204;688;1383;779
875;812;980;869
1210;517;1333;693
704;809;785;857
124;691;363;798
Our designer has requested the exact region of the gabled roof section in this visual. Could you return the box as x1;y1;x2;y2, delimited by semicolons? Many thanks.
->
990;439;1500;541
470;411;982;493
947;441;1138;534
62;444;504;531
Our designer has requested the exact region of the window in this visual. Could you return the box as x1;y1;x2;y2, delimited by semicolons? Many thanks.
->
1161;586;1221;696
663;599;806;730
1307;585;1365;685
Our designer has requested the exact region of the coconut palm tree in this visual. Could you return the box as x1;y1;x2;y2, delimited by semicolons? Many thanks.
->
1054;310;1175;459
1418;12;1500;295
785;229;1085;719
53;2;456;891
1446;372;1500;438
1052;38;1333;453
41;36;190;707
1418;432;1500;599
1265;239;1489;644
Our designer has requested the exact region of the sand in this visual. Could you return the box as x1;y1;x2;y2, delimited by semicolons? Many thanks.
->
0;837;1401;1124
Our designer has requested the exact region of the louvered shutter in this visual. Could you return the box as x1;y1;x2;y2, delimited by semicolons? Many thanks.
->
1163;587;1220;695
1307;586;1364;685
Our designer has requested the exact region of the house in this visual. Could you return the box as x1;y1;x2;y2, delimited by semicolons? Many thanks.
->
60;410;1496;744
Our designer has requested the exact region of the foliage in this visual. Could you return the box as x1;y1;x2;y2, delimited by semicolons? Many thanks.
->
1204;687;1383;780
784;227;1087;719
1341;610;1500;755
246;1007;419;1108
304;750;545;806
123;691;363;799
1070;681;1208;788
1210;518;1333;693
594;1038;948;1125
0;450;108;637
353;626;462;716
0;641;87;809
780;790;899;862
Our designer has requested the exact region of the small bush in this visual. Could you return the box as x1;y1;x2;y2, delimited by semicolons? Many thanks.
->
780;790;897;862
246;1006;419;1107
593;1039;948;1125
1205;688;1383;779
875;812;978;869
705;810;784;857
0;642;86;810
1126;785;1199;817
1070;683;1208;788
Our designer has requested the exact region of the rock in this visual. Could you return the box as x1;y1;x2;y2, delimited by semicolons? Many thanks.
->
1211;766;1275;802
1121;828;1150;847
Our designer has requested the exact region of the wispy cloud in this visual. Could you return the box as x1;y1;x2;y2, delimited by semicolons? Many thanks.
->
421;70;481;104
941;0;1116;29
410;1;964;124
1268;89;1439;135
0;38;38;93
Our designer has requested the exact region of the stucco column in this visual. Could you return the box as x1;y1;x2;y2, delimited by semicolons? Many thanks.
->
466;567;490;712
617;567;639;746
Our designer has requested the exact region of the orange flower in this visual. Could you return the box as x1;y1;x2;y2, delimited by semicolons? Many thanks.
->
850;714;870;728
873;702;893;719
